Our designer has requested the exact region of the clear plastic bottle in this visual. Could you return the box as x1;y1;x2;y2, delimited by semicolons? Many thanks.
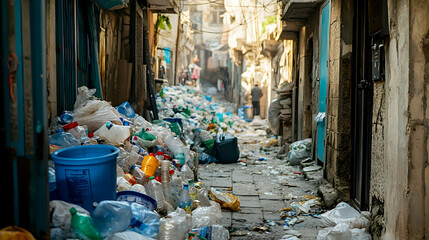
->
146;176;166;206
141;153;159;177
188;180;198;201
181;164;194;182
49;129;80;153
178;184;192;214
155;151;165;161
170;169;182;204
161;160;176;207
70;207;102;240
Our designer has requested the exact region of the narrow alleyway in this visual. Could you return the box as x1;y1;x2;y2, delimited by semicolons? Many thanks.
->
197;93;325;239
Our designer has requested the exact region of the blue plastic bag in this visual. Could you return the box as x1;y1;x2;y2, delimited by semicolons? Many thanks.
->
92;201;133;238
116;101;136;118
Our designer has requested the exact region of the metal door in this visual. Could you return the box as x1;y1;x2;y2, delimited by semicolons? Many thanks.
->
317;1;330;162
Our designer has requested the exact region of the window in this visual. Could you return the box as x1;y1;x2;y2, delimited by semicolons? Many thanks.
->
210;6;225;25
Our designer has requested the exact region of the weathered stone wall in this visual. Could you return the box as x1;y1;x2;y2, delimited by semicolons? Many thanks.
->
325;0;353;198
370;81;385;239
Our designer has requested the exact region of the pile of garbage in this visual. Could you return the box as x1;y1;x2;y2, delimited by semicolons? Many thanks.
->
268;82;293;136
48;86;235;240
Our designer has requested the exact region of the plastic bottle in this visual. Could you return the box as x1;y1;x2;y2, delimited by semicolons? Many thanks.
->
161;160;176;208
63;121;82;144
130;184;147;194
91;201;133;238
70;207;102;240
129;203;160;238
155;151;164;161
123;173;137;185
141;153;159;177
178;184;192;214
181;164;194;182
146;176;166;206
188;180;198;201
170;169;182;204
130;165;149;186
94;122;131;145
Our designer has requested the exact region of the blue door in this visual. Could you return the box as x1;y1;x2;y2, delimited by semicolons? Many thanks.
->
317;1;330;162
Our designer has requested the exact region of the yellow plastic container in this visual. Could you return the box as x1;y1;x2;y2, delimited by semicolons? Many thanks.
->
141;153;159;177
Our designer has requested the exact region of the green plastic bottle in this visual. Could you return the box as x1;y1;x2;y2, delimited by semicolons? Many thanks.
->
70;207;102;240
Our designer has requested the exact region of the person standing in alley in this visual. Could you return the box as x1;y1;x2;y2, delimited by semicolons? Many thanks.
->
251;83;263;117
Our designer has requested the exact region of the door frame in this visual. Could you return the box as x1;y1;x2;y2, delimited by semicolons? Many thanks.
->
350;0;373;211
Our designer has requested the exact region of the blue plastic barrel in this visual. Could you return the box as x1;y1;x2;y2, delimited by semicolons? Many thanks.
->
52;145;119;212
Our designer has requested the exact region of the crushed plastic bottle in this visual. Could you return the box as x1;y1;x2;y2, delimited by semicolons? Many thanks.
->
92;201;133;238
146;177;167;211
130;165;149;186
70;207;102;240
129;203;160;238
181;164;194;182
188;180;198;201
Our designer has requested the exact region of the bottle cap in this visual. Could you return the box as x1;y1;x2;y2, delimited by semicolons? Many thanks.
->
183;184;189;189
155;176;162;182
149;176;155;180
131;165;136;170
57;129;64;133
149;153;155;157
88;132;94;138
63;121;78;131
156;151;164;155
70;207;77;215
164;155;170;160
169;169;175;175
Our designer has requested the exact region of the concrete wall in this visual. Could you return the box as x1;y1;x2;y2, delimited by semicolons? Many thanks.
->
325;0;353;197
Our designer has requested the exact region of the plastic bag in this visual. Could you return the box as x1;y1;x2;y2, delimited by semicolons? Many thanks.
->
191;201;222;228
92;201;133;238
320;202;361;227
133;116;153;130
209;188;241;211
49;200;90;234
316;223;352;240
351;228;372;240
73;100;122;132
287;138;312;165
129;203;160;238
74;86;97;110
158;208;191;240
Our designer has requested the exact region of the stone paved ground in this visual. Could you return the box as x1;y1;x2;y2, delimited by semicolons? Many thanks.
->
198;122;325;240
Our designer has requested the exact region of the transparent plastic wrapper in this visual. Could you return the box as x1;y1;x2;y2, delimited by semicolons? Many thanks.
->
188;225;230;240
74;86;97;110
73;100;122;132
94;122;131;146
129;203;160;238
268;98;282;135
49;200;90;235
197;186;211;207
110;231;155;240
191;201;222;228
92;201;133;238
133;116;153;130
209;188;241;211
158;208;191;240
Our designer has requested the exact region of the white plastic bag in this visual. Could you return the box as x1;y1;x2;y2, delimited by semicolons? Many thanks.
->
320;202;361;227
74;86;97;110
73;100;122;132
191;202;222;228
317;223;352;240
